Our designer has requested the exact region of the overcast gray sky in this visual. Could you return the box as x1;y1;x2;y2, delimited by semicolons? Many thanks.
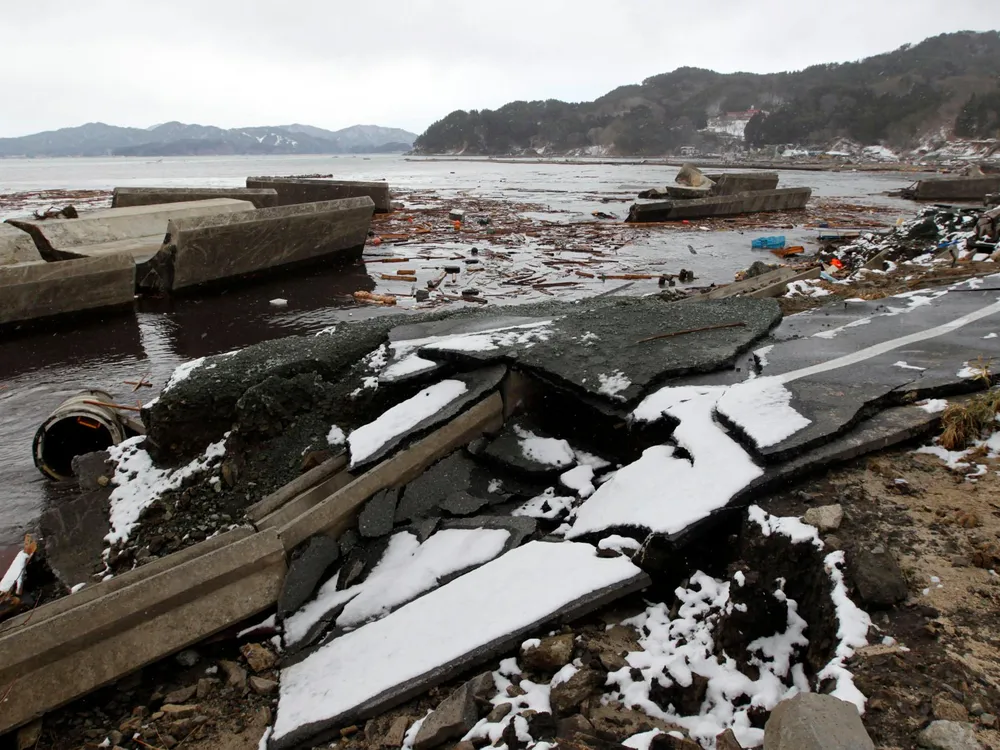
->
1;0;996;138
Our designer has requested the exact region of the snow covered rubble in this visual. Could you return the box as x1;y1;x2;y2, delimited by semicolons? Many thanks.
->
59;276;998;749
267;507;871;750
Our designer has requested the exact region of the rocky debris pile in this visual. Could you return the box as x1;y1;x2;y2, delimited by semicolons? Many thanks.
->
260;503;872;750
24;635;281;750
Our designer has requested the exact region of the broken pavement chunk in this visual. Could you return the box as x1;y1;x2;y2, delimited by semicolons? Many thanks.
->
440;516;538;552
348;365;506;470
413;297;781;405
358;489;399;538
279;534;340;618
394;451;509;524
481;419;576;477
270;541;650;750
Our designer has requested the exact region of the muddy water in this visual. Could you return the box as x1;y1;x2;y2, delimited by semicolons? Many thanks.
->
0;156;925;543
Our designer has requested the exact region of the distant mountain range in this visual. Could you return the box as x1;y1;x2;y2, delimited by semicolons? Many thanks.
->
0;122;418;157
414;31;1000;157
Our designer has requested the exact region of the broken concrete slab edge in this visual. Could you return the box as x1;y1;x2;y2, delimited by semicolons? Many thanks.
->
0;527;255;635
747;377;991;466
268;570;652;750
276;393;505;552
0;530;287;735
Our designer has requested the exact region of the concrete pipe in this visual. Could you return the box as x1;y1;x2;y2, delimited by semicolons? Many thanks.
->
32;390;128;481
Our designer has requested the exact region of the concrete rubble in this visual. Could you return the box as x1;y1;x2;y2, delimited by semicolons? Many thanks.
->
628;165;809;223
247;176;392;213
0;178;388;326
902;174;1000;201
111;186;280;209
4;244;999;749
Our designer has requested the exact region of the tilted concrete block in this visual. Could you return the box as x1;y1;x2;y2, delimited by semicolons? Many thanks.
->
0;254;135;327
247;177;391;213
0;528;285;734
6;199;254;262
139;197;375;292
112;187;279;209
626;188;811;222
909;175;1000;201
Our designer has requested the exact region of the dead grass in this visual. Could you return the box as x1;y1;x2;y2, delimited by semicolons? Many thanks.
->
939;388;1000;451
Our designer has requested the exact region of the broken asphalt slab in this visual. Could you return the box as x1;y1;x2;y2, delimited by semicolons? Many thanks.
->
350;365;507;471
393;451;532;523
398;297;781;405
717;285;1000;461
269;541;650;750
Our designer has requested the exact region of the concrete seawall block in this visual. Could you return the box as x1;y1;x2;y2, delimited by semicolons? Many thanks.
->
6;199;254;262
112;187;280;209
247;177;391;213
709;172;780;195
0;254;136;327
627;187;812;222
0;528;285;734
910;176;1000;201
139;197;375;292
0;223;40;266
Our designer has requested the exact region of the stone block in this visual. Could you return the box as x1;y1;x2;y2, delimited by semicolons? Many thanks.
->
803;504;843;533
0;529;285;735
0;254;135;327
413;674;493;750
112;187;279;209
139;197;375;292
917;720;982;750
764;693;873;750
521;634;575;673
247;177;391;213
550;669;606;714
849;545;908;608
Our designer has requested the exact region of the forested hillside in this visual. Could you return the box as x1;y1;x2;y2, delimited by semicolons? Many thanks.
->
414;31;1000;156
